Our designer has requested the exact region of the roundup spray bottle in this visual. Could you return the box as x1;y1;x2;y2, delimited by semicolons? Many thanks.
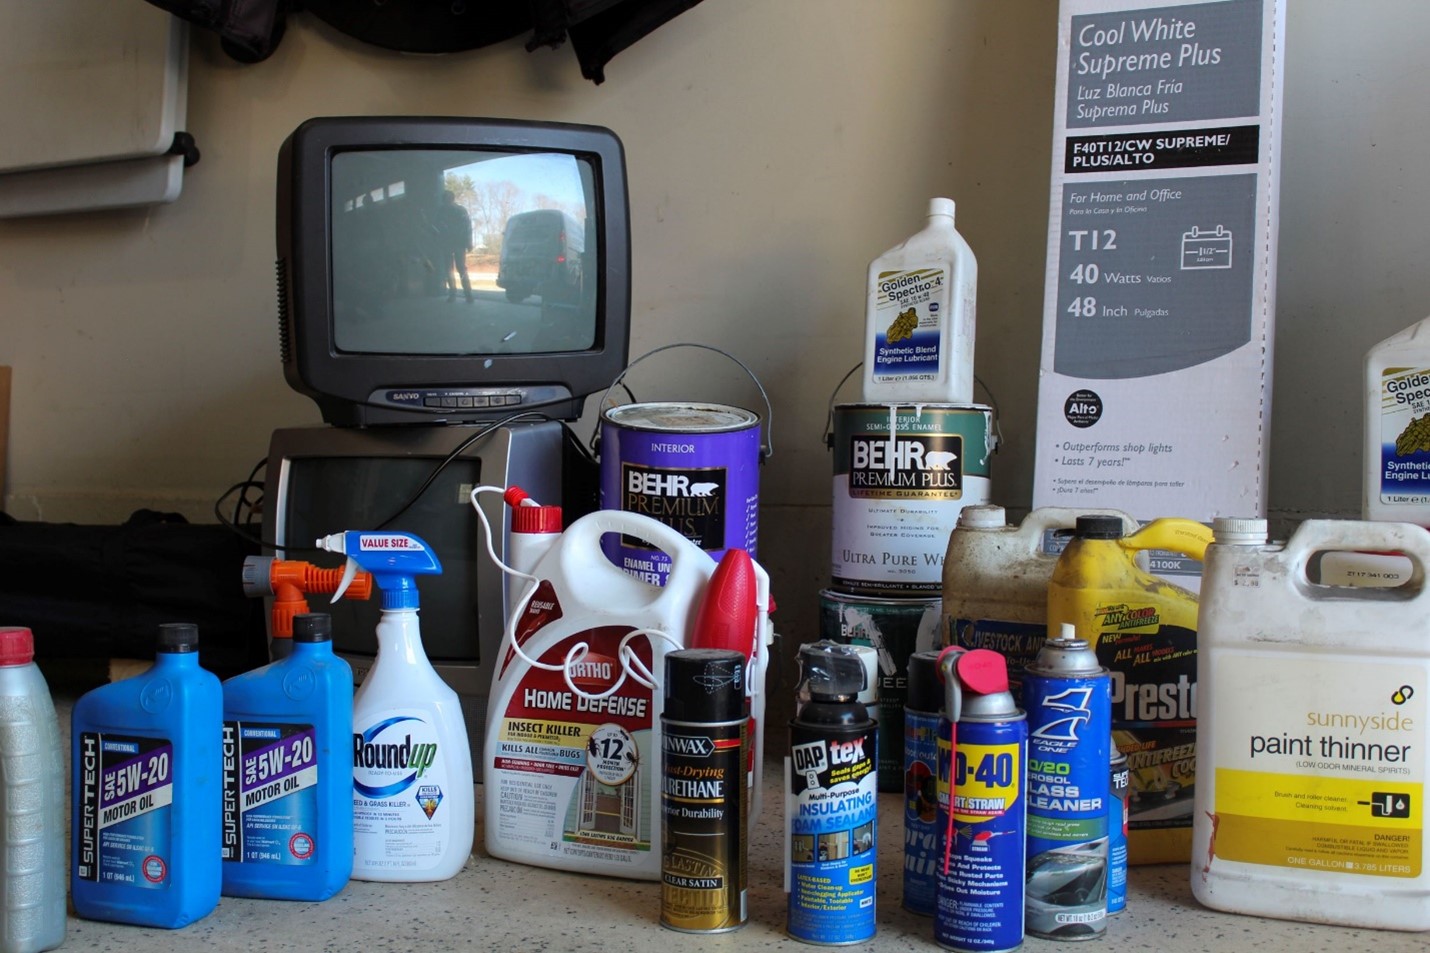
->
1046;514;1212;865
220;612;353;900
316;530;473;883
477;490;772;882
241;555;373;659
70;623;222;929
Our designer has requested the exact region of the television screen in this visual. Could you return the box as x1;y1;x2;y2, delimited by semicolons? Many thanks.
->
277;117;630;426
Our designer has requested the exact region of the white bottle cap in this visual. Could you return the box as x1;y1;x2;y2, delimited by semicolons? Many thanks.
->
1212;517;1268;545
929;197;956;220
958;504;1007;529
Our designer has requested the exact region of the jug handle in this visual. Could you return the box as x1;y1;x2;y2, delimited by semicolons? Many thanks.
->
1124;518;1214;562
1020;507;1140;554
1281;519;1430;591
555;509;716;612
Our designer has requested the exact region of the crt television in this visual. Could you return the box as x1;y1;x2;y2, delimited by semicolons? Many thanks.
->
262;420;581;777
275;116;631;426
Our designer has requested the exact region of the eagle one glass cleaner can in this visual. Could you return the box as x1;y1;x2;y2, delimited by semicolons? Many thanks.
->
661;649;748;933
1023;628;1111;940
935;649;1027;953
600;402;761;585
903;650;944;916
786;642;879;945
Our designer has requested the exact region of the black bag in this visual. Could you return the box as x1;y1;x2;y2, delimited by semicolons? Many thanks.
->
0;510;266;677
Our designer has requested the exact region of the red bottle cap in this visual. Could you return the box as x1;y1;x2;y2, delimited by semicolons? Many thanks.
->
0;626;35;666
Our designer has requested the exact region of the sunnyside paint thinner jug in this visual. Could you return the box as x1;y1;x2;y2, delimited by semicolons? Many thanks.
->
1193;517;1430;931
220;612;354;900
0;627;65;953
1045;514;1212;866
71;622;223;928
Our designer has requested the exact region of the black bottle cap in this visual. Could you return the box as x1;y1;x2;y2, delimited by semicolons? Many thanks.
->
798;641;867;700
157;622;199;653
905;650;945;714
664;648;746;722
292;613;333;644
1076;514;1125;540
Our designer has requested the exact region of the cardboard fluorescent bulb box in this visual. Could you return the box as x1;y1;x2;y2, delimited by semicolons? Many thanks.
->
1033;0;1284;525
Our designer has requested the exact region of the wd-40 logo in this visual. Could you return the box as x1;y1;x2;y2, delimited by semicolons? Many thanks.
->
1032;686;1097;747
663;733;715;757
353;716;438;799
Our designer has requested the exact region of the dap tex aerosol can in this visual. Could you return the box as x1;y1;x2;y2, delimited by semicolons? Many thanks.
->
935;648;1027;953
904;649;944;916
1023;625;1111;940
661;648;748;933
786;642;879;945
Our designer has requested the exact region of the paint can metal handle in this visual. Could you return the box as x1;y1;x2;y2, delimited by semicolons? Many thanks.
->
822;362;1004;452
591;343;774;461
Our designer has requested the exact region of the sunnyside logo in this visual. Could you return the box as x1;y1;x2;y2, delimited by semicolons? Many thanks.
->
353;715;437;799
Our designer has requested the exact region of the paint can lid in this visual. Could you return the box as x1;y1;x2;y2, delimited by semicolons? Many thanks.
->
957;504;1007;530
0;626;34;666
1075;514;1126;539
905;649;945;713
798;641;867;700
292;612;333;644
157;622;200;653
664;648;746;722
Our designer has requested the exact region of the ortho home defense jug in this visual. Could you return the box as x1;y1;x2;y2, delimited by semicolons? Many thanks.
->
71;623;222;929
484;508;771;881
1046;515;1212;865
1193;518;1430;932
0;627;65;953
943;504;1137;702
220;612;353;900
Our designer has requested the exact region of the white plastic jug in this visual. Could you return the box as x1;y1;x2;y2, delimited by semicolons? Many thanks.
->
1193;518;1430;931
484;508;770;880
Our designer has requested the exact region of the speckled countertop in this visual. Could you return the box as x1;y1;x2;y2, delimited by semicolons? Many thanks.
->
54;767;1427;953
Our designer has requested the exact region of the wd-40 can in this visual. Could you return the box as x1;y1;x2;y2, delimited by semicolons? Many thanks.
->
1108;748;1129;915
1023;624;1111;940
903;649;944;916
786;642;879;945
935;648;1027;953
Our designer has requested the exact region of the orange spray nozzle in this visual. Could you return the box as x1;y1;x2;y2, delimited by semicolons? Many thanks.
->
242;555;373;640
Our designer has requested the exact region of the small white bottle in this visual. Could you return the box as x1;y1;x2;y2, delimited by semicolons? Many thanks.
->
863;197;978;404
1365;315;1430;525
0;627;65;953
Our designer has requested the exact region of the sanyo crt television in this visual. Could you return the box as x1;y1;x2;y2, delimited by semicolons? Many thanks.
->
275;116;631;426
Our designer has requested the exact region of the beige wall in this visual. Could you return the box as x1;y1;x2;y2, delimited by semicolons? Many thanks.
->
2;2;1430;651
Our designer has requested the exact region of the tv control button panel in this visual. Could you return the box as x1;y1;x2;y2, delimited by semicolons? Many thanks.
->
381;385;573;416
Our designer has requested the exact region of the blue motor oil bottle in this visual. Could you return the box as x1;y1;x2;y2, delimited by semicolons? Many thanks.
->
71;622;222;928
220;612;353;900
934;648;1027;953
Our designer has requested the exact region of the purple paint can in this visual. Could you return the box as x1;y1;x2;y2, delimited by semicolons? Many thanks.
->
599;402;761;584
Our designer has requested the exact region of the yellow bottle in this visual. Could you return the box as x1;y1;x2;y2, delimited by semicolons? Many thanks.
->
1046;514;1213;865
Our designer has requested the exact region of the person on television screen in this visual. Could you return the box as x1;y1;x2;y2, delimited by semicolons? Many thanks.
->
439;189;474;303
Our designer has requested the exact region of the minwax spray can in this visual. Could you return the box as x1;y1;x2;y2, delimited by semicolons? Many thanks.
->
935;648;1027;953
1107;747;1129;915
1023;625;1111;940
786;641;878;945
661;648;748;933
903;649;944;916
